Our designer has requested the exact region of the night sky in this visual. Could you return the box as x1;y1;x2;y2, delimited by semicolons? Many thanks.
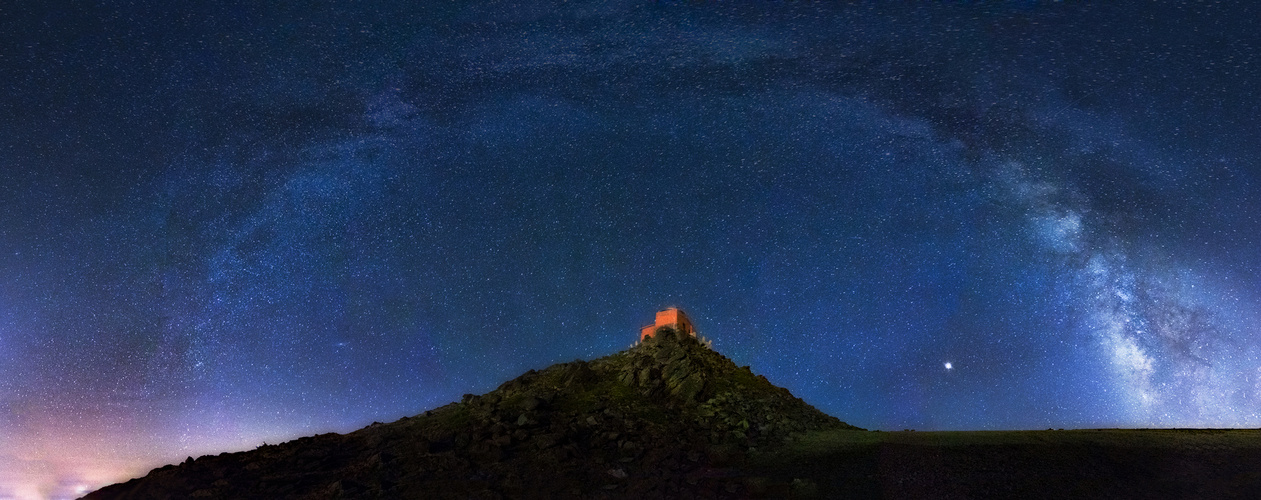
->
3;2;1261;498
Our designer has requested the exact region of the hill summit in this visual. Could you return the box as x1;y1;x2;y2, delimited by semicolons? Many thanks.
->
87;327;859;499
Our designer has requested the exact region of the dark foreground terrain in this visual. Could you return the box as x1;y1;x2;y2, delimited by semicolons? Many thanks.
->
762;428;1261;499
86;331;1261;499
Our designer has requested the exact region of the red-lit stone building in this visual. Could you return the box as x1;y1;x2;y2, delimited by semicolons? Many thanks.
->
640;307;696;341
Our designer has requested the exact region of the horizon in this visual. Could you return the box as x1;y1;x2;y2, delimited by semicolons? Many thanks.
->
3;2;1260;498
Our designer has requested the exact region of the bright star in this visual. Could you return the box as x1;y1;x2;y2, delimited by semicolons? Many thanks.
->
944;362;953;370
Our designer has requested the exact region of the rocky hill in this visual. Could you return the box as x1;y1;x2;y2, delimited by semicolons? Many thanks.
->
86;328;859;499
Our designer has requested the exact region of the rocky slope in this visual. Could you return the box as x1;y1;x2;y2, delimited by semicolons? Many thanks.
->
86;328;858;499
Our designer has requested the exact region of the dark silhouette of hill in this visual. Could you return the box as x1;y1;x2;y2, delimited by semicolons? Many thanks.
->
85;328;858;499
83;327;1261;499
758;427;1261;499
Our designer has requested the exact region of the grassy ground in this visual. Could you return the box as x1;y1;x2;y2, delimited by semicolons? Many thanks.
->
753;428;1261;499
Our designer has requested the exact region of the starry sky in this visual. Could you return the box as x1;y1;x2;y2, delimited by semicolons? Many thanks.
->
2;2;1260;498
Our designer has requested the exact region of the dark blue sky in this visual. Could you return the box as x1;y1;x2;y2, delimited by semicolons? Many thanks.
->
3;2;1260;497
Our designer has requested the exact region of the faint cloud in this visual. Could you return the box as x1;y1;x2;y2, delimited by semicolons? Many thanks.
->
366;86;419;129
